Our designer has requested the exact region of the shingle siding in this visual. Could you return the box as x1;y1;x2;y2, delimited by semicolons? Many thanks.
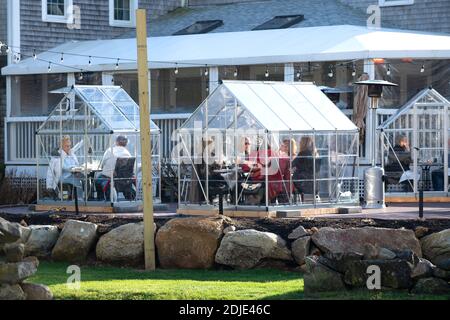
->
338;0;450;34
20;0;181;55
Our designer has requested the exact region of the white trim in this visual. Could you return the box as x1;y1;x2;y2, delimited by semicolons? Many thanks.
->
42;0;74;24
7;0;20;66
6;116;48;123
109;0;138;28
150;113;191;120
379;0;414;7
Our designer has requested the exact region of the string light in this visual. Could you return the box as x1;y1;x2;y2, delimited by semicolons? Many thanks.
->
60;53;64;63
115;58;120;70
351;64;356;77
88;56;92;66
387;64;391;76
328;65;334;78
32;49;37;60
233;68;238;78
420;64;425;73
78;72;84;81
265;66;270;78
174;64;179;75
174;87;178;92
204;66;209;77
47;62;52;73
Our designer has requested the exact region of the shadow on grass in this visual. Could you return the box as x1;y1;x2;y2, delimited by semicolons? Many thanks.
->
30;261;303;286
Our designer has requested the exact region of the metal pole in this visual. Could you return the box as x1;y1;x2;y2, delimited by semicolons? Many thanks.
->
136;9;155;271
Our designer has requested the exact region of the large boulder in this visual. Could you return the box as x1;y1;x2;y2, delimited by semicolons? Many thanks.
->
411;277;450;295
0;261;38;285
21;283;53;300
0;217;22;244
0;284;26;300
318;252;364;274
343;259;413;289
52;220;98;263
311;227;422;257
303;256;346;294
420;229;450;270
215;229;292;269
156;217;226;269
24;225;59;258
96;222;148;266
291;236;310;266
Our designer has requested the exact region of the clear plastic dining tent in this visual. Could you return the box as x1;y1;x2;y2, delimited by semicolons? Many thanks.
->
36;85;161;208
176;80;360;211
378;88;450;195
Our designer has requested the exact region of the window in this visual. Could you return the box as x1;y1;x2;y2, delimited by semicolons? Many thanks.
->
253;15;304;31
378;0;414;7
173;20;224;36
42;0;73;24
109;0;138;27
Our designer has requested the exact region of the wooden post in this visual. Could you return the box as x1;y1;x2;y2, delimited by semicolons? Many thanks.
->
136;9;155;270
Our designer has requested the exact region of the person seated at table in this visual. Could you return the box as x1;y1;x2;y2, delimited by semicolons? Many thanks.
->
95;135;134;201
277;138;297;203
46;136;83;200
292;136;321;202
431;139;450;191
241;139;282;204
385;135;413;192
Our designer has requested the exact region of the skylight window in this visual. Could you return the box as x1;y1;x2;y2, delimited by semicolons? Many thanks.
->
173;20;224;36
253;15;304;31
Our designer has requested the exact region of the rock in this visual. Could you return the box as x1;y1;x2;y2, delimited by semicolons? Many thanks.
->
411;277;450;295
51;220;98;263
291;236;310;265
392;249;420;266
0;284;26;300
415;226;429;239
319;252;363;274
378;248;397;260
4;243;25;263
344;259;413;289
433;267;450;280
24;225;59;258
21;283;53;300
363;243;379;260
312;227;422;257
411;258;435;279
0;218;22;244
309;243;322;256
0;261;38;284
156;217;226;269
223;226;236;234
17;225;32;244
23;256;40;268
420;229;450;270
303;256;346;294
96;222;146;266
310;227;319;234
288;226;308;240
215;229;292;269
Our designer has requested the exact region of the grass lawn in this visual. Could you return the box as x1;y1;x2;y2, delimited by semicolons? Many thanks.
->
28;262;450;300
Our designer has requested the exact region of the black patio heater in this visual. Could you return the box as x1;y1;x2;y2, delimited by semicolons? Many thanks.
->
354;79;398;209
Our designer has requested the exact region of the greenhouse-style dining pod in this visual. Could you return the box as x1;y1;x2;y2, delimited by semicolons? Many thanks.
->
176;81;360;213
36;85;161;210
378;88;450;195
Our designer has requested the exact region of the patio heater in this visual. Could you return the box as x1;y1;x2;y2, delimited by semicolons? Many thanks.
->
354;79;398;209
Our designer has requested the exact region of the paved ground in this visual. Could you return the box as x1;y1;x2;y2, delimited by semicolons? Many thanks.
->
1;202;449;220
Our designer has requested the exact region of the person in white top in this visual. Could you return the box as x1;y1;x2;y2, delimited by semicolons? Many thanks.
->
95;135;133;200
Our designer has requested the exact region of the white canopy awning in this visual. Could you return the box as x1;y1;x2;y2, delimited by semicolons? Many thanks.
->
4;24;450;76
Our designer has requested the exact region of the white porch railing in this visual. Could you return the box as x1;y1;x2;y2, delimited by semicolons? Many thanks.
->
5;110;396;164
5;114;191;164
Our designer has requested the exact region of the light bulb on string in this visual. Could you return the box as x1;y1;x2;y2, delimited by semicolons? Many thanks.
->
387;65;391;76
420;64;425;73
204;67;209;77
174;64;179;75
88;56;92;66
174;87;178;92
328;65;334;78
60;53;64;64
78;72;84;81
32;49;37;60
206;86;209;93
351;64;356;77
265;66;270;78
115;58;120;70
5;46;10;54
47;62;52;73
234;68;238;78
